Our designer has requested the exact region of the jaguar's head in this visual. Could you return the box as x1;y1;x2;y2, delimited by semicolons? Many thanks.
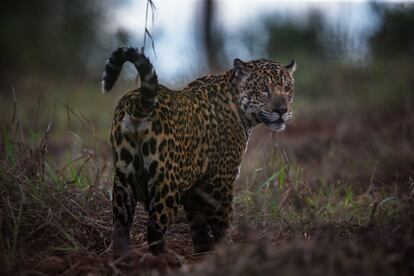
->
233;58;296;132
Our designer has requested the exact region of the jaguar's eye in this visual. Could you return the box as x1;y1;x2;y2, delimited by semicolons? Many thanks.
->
284;85;291;92
260;87;270;98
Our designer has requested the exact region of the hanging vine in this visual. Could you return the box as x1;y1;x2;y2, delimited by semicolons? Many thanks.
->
142;0;157;57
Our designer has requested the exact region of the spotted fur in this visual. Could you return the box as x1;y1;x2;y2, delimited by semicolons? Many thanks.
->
102;47;296;255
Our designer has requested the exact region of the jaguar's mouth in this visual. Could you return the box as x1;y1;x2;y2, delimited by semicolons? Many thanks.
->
258;112;287;132
265;118;286;131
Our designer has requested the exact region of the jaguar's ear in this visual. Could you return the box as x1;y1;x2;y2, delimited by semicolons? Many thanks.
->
233;58;249;81
285;60;297;74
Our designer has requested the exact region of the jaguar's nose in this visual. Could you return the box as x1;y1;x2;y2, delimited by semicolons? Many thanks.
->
273;107;287;116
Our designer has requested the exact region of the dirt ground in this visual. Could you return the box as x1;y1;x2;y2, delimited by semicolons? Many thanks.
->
14;207;414;276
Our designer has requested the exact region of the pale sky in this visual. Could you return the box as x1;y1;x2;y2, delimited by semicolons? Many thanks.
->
111;0;403;84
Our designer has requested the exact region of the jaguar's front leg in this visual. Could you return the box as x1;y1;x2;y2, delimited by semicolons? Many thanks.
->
182;186;214;253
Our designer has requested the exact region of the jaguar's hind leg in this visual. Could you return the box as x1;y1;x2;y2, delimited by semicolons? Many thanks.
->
205;180;233;244
111;167;138;254
146;162;181;255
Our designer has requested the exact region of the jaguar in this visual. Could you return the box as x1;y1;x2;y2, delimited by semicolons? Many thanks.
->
101;47;296;255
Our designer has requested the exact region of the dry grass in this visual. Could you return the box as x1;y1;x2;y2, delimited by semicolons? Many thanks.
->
0;112;111;273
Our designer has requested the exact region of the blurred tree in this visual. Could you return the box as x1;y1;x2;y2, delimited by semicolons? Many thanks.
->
262;12;326;62
0;0;116;78
199;0;225;73
369;3;414;58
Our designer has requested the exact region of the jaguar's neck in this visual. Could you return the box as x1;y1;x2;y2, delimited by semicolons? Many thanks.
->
217;71;253;140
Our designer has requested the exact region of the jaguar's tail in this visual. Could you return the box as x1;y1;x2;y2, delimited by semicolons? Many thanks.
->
101;47;158;111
